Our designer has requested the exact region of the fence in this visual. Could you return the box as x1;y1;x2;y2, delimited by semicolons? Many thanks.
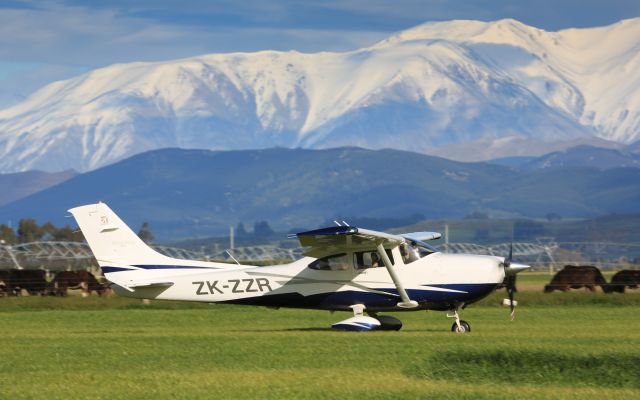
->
1;240;638;271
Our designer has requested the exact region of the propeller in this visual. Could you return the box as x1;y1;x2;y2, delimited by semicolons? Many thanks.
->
505;275;517;321
502;243;517;320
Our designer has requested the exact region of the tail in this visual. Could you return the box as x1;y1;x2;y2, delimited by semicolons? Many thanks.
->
69;202;234;295
68;202;172;267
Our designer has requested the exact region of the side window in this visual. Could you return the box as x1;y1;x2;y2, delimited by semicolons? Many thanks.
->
354;250;394;269
401;243;435;264
308;253;350;271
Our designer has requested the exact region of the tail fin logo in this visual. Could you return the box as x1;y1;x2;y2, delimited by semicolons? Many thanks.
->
100;216;109;225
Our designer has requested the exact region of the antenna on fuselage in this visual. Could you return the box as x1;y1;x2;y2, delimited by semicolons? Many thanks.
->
333;220;342;226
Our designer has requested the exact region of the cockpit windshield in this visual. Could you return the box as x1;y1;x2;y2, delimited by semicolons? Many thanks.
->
400;241;436;264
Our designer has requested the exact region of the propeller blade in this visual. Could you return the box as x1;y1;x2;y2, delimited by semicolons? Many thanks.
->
501;243;513;273
503;242;513;269
507;277;516;321
502;241;529;321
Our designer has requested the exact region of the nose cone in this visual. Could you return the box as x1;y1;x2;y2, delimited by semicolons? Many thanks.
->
504;262;531;275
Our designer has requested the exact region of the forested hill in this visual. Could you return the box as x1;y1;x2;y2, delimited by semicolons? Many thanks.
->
0;147;638;240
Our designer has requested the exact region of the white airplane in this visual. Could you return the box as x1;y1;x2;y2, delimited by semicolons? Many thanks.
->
69;202;530;332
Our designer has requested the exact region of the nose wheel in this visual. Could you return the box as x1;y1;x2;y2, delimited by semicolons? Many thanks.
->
451;320;471;333
447;306;471;333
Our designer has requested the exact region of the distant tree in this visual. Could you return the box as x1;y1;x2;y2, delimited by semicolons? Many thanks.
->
40;222;57;241
4;220;84;244
253;221;274;237
0;224;17;245
137;222;154;244
17;219;43;243
53;225;84;242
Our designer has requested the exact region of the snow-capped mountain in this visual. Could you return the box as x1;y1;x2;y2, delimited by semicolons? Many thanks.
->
380;18;640;143
0;18;638;172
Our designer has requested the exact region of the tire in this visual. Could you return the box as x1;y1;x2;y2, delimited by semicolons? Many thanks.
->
451;320;471;333
374;315;403;331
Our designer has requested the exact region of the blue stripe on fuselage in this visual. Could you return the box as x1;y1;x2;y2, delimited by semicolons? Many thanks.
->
223;282;499;311
101;265;220;274
134;265;219;270
101;266;135;273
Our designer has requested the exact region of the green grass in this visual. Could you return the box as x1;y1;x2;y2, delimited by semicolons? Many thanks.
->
1;293;639;399
409;350;640;388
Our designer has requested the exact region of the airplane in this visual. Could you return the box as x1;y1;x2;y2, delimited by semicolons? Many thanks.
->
69;202;530;332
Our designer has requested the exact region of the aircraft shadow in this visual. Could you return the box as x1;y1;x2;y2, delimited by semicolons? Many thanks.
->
229;327;332;332
230;327;445;333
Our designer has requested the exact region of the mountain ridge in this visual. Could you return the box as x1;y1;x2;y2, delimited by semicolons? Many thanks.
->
0;147;637;240
0;18;638;173
0;170;77;207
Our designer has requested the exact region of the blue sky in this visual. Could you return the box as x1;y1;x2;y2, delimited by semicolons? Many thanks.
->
0;0;638;107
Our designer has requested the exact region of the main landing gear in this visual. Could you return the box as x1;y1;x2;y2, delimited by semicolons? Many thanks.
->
447;306;471;333
369;313;403;331
332;304;473;333
331;304;403;331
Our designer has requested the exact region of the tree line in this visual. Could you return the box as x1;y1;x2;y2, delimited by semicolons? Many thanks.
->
0;219;84;244
0;219;157;246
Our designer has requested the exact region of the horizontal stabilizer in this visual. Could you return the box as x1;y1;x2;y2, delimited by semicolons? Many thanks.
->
129;282;174;289
120;281;175;292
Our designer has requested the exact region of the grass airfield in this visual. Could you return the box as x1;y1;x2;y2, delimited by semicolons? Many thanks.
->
1;274;639;399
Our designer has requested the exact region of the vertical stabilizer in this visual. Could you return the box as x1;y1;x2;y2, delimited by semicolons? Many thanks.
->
68;202;171;266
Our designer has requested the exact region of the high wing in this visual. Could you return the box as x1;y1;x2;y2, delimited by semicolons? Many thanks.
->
296;226;401;258
402;231;442;242
295;226;442;309
296;226;441;258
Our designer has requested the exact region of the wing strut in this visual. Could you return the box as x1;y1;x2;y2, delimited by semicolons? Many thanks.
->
376;243;418;309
